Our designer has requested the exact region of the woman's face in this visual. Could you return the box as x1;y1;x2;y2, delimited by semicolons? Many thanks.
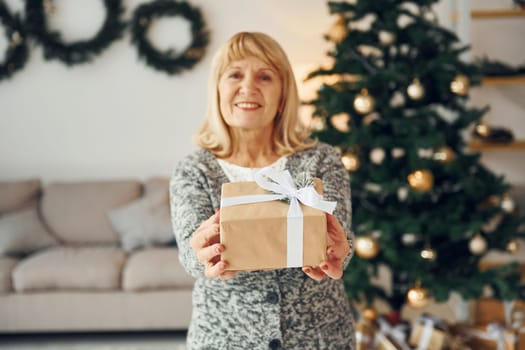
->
218;56;283;133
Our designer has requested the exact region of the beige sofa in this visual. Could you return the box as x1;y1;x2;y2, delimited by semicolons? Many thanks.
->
0;178;194;333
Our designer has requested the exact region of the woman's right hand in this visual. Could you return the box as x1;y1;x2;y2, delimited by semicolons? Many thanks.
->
190;210;236;280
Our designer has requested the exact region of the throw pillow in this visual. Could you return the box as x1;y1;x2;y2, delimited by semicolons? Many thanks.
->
108;191;175;252
0;179;41;214
0;207;59;255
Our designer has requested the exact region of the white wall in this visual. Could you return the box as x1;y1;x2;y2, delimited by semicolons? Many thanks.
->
3;0;517;185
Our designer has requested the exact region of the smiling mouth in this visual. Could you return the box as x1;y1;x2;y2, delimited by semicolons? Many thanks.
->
235;102;261;109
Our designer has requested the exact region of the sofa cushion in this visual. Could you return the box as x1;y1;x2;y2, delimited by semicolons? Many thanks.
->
0;179;41;214
12;246;126;292
108;177;174;252
0;256;18;293
41;181;142;244
123;247;194;291
0;207;59;255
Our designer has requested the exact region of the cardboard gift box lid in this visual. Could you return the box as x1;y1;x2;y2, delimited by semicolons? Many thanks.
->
220;178;327;271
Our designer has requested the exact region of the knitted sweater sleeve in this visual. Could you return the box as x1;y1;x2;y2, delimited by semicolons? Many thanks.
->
169;155;213;279
315;144;354;269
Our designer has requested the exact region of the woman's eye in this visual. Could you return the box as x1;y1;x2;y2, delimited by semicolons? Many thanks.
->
260;74;272;81
228;72;241;79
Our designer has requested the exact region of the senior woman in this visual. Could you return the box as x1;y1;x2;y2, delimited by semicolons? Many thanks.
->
170;32;355;350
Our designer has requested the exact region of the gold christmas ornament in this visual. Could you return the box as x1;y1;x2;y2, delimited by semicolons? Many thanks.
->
450;74;470;96
370;148;386;164
507;239;519;254
362;306;378;321
407;169;434;192
353;89;375;115
355;235;380;259
328;15;348;43
341;152;360;172
378;30;396;45
310;116;326;131
407;78;425;100
501;193;516;214
330;113;351;132
420;246;437;261
407;284;430;308
433;146;455;163
469;233;487;255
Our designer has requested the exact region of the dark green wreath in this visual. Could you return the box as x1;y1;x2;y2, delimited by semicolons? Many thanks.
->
0;2;29;81
24;0;126;65
130;0;209;75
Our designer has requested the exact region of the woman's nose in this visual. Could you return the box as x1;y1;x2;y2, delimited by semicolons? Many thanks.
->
239;76;257;94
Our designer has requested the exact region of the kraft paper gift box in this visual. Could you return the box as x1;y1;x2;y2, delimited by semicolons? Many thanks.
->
450;323;517;350
219;169;334;271
409;314;448;350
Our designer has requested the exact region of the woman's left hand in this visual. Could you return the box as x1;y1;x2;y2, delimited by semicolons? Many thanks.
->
302;213;350;281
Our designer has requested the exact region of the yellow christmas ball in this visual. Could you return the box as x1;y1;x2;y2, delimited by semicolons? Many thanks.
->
355;235;380;259
469;233;487;255
362;306;378;321
407;285;430;308
433;146;455;163
341;152;360;172
501;193;516;214
353;89;375;115
407;169;434;192
475;122;490;137
407;78;425;100
450;74;470;96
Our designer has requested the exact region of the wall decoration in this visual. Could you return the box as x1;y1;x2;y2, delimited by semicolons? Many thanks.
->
0;2;29;81
130;0;209;75
24;0;126;65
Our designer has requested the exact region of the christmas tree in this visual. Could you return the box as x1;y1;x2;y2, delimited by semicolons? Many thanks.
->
307;0;525;313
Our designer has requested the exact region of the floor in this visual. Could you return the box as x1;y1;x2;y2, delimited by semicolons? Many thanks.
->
0;331;187;350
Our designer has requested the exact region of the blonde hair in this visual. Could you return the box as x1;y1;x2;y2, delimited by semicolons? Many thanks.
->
195;32;315;157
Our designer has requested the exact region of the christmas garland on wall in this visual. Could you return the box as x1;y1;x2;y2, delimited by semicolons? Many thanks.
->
130;0;209;75
0;2;29;81
24;0;126;65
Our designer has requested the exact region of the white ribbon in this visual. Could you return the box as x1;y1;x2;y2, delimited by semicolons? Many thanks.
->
461;322;517;350
220;167;336;267
376;317;411;350
417;318;435;350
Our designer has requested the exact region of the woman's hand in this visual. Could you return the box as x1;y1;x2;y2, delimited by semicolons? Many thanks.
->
190;210;236;280
302;213;350;281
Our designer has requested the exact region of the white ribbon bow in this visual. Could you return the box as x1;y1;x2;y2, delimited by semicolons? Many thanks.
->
220;167;336;267
376;317;411;350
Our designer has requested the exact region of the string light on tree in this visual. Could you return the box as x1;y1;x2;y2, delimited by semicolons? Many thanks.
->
450;74;470;96
507;239;519;254
407;169;434;192
420;245;437;261
10;31;22;47
475;122;490;138
310;116;326;131
407;283;430;308
355;235;380;259
433;146;455;163
353;89;375;115
469;233;487;255
402;233;418;246
407;78;425;100
341;152;360;172
378;30;396;45
370;148;386;164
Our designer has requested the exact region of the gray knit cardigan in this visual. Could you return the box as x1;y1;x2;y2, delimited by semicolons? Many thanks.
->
169;142;356;350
